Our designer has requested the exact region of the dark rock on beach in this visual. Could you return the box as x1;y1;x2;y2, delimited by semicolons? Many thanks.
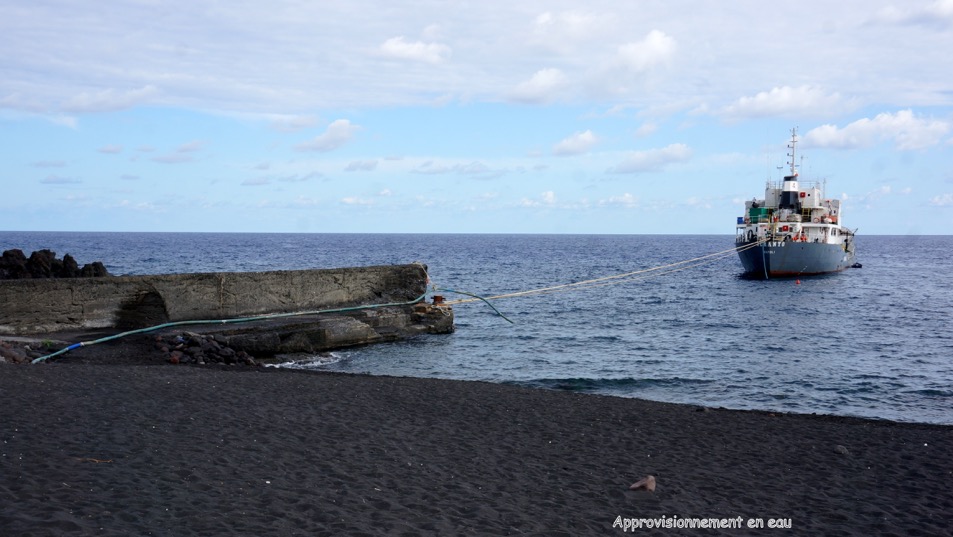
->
153;332;259;366
0;249;111;279
0;340;40;364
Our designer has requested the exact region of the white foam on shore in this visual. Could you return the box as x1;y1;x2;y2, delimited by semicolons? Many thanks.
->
268;352;345;369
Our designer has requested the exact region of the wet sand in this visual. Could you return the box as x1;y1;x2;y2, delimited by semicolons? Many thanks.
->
2;343;951;536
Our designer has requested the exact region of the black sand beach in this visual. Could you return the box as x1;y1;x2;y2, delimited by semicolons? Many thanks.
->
2;339;952;536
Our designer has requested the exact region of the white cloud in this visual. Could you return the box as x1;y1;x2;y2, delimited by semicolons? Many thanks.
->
290;196;321;208
857;185;903;206
117;199;162;212
930;193;953;206
379;36;452;64
600;193;638;208
616;30;676;73
98;144;123;154
608;143;692;174
634;122;657;137
32;160;67;168
509;68;568;104
152;154;194;164
685;196;712;209
532;11;607;48
519;191;558;207
720;86;846;120
345;159;378;171
50;115;78;129
871;0;953;28
411;160;502;179
804;110;950;150
268;115;319;132
554;130;598;156
296;119;359;152
151;140;205;163
277;172;322;183
177;140;205;153
341;196;375;206
61;85;158;114
2;2;950;115
40;174;80;184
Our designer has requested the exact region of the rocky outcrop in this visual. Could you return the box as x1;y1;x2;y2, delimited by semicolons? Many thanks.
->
0;249;110;280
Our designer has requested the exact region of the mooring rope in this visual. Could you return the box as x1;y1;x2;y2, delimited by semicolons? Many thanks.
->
438;240;765;306
32;239;766;361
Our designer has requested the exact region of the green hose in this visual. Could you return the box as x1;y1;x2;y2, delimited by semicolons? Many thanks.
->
434;288;513;324
32;293;428;364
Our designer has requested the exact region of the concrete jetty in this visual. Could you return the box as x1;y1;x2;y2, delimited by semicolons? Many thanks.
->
0;263;453;358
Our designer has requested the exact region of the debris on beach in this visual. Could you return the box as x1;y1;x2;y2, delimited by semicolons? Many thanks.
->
629;475;657;491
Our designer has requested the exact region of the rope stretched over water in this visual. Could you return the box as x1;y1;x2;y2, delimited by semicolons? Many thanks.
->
33;240;766;361
440;240;765;306
31;293;428;364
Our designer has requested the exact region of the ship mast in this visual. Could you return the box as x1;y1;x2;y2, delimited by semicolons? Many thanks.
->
786;127;798;177
778;128;801;211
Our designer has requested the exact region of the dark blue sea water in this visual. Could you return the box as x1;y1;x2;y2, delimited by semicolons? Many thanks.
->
4;232;952;425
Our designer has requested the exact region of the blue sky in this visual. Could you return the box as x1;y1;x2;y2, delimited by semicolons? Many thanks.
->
2;1;952;234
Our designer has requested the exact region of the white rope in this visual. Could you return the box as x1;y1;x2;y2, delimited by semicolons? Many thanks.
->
445;239;766;305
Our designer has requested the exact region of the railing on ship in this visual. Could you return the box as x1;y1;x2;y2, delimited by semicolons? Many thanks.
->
739;210;836;226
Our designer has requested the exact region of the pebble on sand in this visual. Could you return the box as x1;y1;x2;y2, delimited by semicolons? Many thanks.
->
629;475;656;492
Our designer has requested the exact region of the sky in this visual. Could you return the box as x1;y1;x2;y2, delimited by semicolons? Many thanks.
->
1;1;952;235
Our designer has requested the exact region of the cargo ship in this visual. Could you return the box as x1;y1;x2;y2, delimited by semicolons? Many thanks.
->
735;129;856;279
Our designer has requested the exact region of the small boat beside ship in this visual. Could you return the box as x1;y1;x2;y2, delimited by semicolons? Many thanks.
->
736;129;856;279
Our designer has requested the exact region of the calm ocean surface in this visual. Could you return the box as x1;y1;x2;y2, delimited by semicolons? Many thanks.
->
4;232;952;425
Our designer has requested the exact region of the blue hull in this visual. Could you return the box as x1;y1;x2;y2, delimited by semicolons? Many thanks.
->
738;240;855;279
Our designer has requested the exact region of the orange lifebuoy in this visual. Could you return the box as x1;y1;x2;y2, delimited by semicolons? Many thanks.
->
813;217;820;223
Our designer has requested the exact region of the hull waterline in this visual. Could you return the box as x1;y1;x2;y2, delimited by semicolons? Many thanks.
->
737;240;855;279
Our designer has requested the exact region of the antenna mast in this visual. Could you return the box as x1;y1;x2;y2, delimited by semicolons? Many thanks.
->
786;127;799;176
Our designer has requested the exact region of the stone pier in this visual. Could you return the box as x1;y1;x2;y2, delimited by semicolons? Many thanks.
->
0;263;453;358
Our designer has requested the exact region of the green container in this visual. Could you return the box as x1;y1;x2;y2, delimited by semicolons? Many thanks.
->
746;207;773;223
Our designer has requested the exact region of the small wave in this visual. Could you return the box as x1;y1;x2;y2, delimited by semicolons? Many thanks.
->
906;388;953;398
509;376;714;393
589;335;622;342
268;352;345;369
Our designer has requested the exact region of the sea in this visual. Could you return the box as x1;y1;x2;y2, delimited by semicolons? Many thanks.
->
3;232;952;425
